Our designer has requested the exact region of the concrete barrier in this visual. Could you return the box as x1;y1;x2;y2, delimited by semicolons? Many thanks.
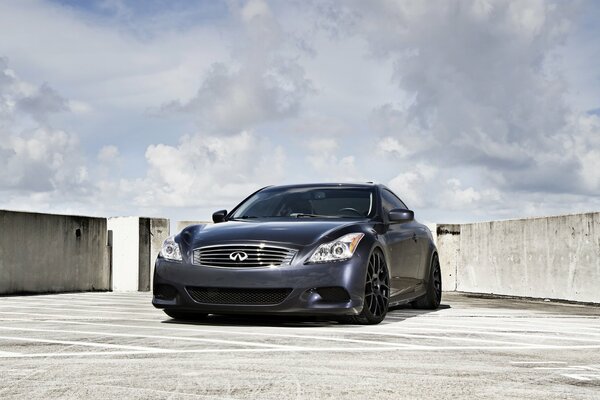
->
2;208;598;301
107;217;169;292
436;212;600;303
0;210;110;294
436;224;460;292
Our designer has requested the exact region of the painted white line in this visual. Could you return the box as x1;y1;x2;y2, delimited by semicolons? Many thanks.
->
0;298;153;307
308;328;590;347
22;318;597;350
0;300;154;312
386;312;600;319
535;367;581;371
0;303;158;314
0;350;21;356
569;365;600;370
1;343;600;359
370;325;600;344
0;335;170;352
561;373;600;381
535;365;600;371
49;292;150;298
0;311;128;320
11;312;598;346
1;293;150;301
399;319;600;337
0;321;418;349
0;304;161;317
385;314;600;325
444;318;600;331
0;326;301;350
510;361;567;365
4;299;152;308
0;350;163;358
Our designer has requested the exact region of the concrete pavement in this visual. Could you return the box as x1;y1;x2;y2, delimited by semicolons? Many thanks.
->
0;292;598;399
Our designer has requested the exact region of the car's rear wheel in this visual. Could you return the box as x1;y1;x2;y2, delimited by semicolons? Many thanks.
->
412;253;442;309
346;249;390;325
163;309;208;321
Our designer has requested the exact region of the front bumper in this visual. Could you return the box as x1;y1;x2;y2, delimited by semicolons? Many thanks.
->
152;256;367;316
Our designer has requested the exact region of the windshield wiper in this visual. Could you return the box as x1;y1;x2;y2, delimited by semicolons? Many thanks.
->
230;215;258;220
289;213;336;218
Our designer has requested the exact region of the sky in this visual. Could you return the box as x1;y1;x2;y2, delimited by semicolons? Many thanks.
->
0;0;599;226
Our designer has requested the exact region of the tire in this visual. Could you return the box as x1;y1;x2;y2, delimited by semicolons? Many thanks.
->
412;253;442;309
346;249;390;325
163;309;208;321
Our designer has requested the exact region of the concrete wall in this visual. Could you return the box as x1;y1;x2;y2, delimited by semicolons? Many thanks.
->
436;224;460;292
107;217;139;291
436;212;600;303
0;210;110;294
108;217;169;292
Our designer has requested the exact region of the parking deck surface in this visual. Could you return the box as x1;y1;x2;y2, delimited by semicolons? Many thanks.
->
0;292;598;399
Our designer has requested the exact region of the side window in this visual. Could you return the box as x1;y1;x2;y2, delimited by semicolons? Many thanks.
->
381;189;408;214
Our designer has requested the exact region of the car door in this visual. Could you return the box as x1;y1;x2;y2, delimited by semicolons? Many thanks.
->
380;189;422;297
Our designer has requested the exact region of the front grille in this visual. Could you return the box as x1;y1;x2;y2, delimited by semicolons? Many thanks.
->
192;244;297;268
186;287;292;305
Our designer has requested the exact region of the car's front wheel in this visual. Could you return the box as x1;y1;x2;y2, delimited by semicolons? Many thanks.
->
346;249;390;325
163;309;208;321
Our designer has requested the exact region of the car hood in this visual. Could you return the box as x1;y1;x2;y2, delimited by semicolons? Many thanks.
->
178;219;361;249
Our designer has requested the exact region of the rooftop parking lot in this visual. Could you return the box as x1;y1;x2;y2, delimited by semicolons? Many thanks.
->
0;292;598;399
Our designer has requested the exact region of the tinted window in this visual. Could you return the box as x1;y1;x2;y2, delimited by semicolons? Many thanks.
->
231;187;375;219
381;189;408;213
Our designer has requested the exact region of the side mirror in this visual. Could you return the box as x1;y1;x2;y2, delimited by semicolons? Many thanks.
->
212;209;228;223
388;208;414;223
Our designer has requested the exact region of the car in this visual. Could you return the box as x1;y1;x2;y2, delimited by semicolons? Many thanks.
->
152;183;441;324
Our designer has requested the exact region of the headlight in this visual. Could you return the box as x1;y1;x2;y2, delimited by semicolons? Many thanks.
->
160;235;182;261
308;233;365;263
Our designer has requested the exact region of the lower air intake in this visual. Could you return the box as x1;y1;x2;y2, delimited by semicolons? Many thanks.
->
315;287;351;302
154;284;178;300
186;287;292;305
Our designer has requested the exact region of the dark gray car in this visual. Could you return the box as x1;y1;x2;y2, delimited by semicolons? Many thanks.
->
152;183;441;324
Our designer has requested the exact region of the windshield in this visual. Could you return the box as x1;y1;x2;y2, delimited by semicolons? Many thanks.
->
230;187;376;219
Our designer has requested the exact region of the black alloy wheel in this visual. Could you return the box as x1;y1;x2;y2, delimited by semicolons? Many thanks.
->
412;253;442;309
347;249;390;325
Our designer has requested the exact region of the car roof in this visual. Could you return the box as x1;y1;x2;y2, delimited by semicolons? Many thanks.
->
261;183;380;191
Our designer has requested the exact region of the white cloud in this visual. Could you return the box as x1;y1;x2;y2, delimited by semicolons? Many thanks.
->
0;0;229;110
16;83;69;123
387;164;437;208
160;0;313;134
441;178;501;210
133;130;286;208
240;0;271;22
332;1;581;182
0;0;599;225
302;136;363;182
0;59;88;194
98;145;120;162
377;136;409;158
305;137;338;154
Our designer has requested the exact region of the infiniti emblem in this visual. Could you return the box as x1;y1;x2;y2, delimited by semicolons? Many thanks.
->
229;251;248;262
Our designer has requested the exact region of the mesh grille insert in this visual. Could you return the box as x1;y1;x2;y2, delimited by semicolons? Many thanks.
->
187;287;292;305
